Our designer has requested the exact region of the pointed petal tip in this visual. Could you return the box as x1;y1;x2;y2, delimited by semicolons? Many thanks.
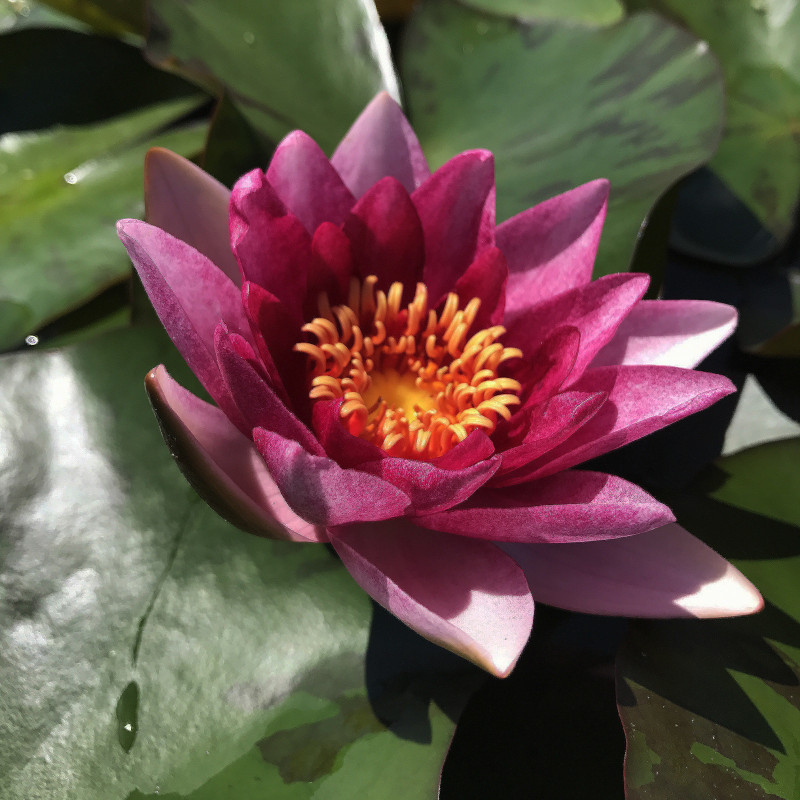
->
674;563;764;618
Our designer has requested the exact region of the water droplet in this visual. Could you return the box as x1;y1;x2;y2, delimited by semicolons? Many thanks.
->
63;172;78;185
25;335;38;346
476;21;489;34
115;681;139;753
695;40;709;55
243;31;255;45
155;786;160;795
205;750;210;755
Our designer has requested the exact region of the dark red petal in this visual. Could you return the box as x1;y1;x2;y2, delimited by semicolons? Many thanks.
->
453;246;508;329
343;176;425;295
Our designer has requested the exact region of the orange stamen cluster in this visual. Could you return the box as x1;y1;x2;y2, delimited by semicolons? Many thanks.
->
295;275;523;459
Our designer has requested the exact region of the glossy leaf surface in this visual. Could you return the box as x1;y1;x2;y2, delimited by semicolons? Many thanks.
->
617;439;800;798
402;1;724;277
461;0;624;26
0;327;478;799
145;0;399;153
0;98;204;350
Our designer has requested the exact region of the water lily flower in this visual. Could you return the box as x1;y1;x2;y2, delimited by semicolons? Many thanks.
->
117;93;762;677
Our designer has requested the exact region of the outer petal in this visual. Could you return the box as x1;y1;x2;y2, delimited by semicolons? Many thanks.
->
252;428;410;526
116;219;249;425
413;150;496;302
329;519;534;677
144;148;240;285
331;91;430;197
266;130;355;231
499;179;609;313
416;471;674;543
228;168;311;309
145;365;327;543
343;176;425;293
504;273;649;384
591;300;738;369
501;365;737;484
453;246;508;329
500;523;763;617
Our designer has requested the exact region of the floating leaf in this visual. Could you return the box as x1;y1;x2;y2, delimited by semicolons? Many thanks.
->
145;0;399;153
401;1;724;278
461;0;624;26
617;439;800;799
0;327;479;799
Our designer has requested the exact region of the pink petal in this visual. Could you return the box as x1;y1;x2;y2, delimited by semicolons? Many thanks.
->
496;390;607;476
266;130;355;231
361;454;501;514
413;150;496;302
214;324;322;453
504;273;649;384
343;176;425;292
503;365;736;483
453;246;508;329
591;300;738;369
499;179;609;313
145;365;327;543
308;222;353;306
331;91;430;197
228;168;311;309
144;148;240;285
432;430;496;470
116;219;248;425
500;523;763;617
252;428;410;526
416;471;674;543
329;519;534;676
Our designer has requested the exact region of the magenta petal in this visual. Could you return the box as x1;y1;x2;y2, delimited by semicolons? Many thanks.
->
343;176;425;292
146;365;327;543
414;150;496;302
591;300;738;369
252;428;410;526
453;246;508;328
214;324;322;453
505;273;649;384
117;219;249;424
229;169;312;312
509;365;737;482
331;92;430;197
266;131;355;231
329;520;534;676
499;179;609;313
416;471;674;543
501;523;763;617
432;431;496;470
309;222;353;305
144;148;240;285
361;454;501;514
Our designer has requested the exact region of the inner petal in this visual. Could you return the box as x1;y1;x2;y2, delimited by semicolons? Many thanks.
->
295;275;523;460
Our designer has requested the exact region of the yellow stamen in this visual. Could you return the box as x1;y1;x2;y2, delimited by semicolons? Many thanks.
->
294;275;523;460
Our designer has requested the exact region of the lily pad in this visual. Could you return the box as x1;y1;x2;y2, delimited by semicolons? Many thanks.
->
0;326;479;799
627;0;800;249
460;0;624;26
617;439;800;798
401;1;724;278
145;0;399;153
0;97;205;350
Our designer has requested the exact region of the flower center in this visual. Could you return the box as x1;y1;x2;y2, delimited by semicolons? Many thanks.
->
295;275;523;459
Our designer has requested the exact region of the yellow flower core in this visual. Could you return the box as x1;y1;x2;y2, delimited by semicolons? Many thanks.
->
295;275;523;460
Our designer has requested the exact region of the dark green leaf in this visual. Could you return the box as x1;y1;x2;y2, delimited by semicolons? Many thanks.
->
627;0;800;245
617;439;800;799
0;98;205;350
145;0;399;153
461;0;624;25
0;327;477;799
37;0;146;36
402;1;724;278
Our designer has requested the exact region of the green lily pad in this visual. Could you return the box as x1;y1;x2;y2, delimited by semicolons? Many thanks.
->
145;0;399;153
0;97;205;351
617;439;800;798
38;0;146;36
627;0;800;246
0;326;479;799
460;0;624;26
401;1;724;278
